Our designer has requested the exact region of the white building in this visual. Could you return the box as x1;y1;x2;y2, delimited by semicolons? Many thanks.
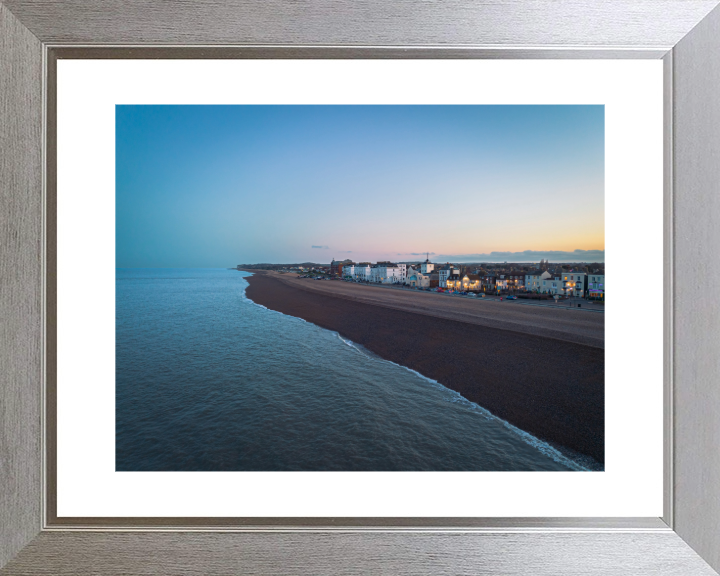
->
537;272;588;296
437;264;458;288
445;272;461;289
539;276;561;295
420;256;435;274
525;270;552;291
588;274;605;299
344;262;406;284
558;272;587;297
370;262;407;284
348;262;372;281
391;263;407;283
407;271;430;288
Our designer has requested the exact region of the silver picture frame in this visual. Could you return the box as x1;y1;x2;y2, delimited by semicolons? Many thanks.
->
2;1;720;573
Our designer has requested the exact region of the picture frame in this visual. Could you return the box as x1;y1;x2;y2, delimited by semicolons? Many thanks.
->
1;1;719;573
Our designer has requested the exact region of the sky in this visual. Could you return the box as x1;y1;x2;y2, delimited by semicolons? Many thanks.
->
116;105;604;267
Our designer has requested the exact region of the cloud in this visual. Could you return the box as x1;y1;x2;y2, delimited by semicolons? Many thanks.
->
432;249;605;263
340;250;352;253
311;245;329;249
397;252;436;256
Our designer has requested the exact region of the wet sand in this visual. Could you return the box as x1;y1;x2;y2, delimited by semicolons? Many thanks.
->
242;271;605;466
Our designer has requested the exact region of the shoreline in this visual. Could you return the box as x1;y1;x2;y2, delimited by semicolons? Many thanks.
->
241;270;605;466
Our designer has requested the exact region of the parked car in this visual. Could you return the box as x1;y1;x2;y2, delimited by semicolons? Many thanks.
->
506;295;517;300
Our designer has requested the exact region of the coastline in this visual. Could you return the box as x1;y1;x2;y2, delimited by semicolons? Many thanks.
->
242;271;605;466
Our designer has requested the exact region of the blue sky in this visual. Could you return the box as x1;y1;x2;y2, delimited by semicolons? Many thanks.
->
116;105;604;267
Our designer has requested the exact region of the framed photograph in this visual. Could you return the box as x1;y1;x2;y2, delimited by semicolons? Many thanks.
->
2;1;720;574
55;60;656;520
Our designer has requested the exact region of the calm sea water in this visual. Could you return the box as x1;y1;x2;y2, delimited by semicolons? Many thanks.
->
116;268;584;471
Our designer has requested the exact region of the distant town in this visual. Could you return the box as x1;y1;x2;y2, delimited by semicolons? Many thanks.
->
238;256;605;300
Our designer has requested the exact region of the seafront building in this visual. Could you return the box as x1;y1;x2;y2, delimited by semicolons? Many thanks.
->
370;262;407;284
343;261;406;284
559;272;588;297
406;270;430;288
334;258;604;298
330;258;354;276
538;277;560;295
533;272;587;297
437;264;459;288
495;272;525;291
479;274;497;292
420;255;435;274
354;263;372;281
446;274;481;291
588;274;605;299
525;270;552;291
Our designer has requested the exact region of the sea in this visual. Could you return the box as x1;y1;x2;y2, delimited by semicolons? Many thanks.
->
116;268;589;471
